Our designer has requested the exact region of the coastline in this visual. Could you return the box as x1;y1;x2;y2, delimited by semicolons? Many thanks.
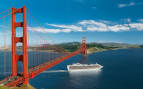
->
87;47;136;54
0;47;141;54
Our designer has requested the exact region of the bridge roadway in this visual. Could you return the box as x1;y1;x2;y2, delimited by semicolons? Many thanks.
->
0;50;81;87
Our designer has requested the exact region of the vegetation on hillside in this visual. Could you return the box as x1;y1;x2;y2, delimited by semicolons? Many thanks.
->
21;42;140;53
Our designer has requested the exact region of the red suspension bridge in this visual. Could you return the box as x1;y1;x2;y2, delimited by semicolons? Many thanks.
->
0;6;87;88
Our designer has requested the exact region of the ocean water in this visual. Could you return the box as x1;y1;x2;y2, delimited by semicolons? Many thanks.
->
1;48;143;89
29;48;143;89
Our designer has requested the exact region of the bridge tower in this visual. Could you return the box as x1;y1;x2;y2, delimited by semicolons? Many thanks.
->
12;6;29;84
80;37;87;56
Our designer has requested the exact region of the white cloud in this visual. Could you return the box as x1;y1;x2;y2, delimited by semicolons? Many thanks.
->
118;2;143;8
129;23;143;31
118;4;127;8
28;27;73;33
127;18;131;22
118;2;135;8
28;19;143;33
138;19;143;22
108;24;130;32
79;20;108;32
47;24;83;32
79;20;130;32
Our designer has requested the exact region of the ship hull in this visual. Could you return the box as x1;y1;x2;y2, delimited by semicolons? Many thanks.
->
67;68;102;72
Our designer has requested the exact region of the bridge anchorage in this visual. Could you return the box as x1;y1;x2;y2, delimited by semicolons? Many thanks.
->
0;6;87;89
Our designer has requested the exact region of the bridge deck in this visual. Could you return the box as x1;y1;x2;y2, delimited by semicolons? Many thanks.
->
0;50;81;87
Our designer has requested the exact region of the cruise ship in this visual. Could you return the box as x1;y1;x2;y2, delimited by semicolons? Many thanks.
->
67;63;103;72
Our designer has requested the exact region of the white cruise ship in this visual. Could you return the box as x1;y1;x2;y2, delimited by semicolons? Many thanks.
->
67;63;103;72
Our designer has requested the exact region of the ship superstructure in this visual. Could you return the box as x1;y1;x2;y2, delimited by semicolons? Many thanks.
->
67;63;103;72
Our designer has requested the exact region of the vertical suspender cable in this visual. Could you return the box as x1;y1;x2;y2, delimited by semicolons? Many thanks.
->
3;17;7;77
8;9;11;75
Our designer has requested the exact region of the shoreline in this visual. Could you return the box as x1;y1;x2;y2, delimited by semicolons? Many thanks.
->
0;47;141;54
87;47;138;54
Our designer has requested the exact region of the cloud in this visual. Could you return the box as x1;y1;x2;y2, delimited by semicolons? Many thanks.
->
79;20;130;32
108;25;130;32
126;18;131;22
79;20;108;32
28;27;73;33
46;24;83;32
138;19;143;22
118;2;143;8
129;23;143;31
118;2;135;8
28;19;143;33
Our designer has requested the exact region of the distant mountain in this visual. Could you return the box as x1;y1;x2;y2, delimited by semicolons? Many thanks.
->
2;42;141;53
55;42;140;53
139;45;143;48
98;42;139;48
86;42;140;54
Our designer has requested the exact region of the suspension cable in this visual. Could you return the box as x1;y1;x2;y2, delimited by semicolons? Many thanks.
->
27;8;67;52
0;12;13;20
0;8;11;15
27;8;56;44
3;17;7;76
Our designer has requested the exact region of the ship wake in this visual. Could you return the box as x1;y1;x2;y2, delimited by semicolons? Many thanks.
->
42;70;67;73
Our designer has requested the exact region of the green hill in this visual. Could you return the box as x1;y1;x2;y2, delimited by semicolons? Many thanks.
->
24;42;140;53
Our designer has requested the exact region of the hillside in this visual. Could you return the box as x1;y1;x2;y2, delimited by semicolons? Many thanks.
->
2;42;141;53
26;42;140;53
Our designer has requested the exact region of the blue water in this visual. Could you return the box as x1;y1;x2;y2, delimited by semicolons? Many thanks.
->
29;48;143;89
1;48;143;89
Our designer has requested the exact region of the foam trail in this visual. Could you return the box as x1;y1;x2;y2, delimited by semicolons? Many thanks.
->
42;70;67;73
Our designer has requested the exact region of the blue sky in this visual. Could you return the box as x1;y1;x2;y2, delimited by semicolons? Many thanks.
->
0;0;143;45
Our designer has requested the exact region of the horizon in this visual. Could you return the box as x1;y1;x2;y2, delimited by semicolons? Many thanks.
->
0;41;141;48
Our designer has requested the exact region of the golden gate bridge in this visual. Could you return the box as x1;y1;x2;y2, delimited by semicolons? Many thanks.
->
0;6;87;88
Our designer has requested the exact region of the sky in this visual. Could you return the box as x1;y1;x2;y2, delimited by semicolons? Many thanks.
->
0;0;143;45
